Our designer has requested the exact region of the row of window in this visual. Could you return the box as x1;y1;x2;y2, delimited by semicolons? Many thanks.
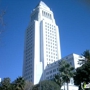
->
46;39;57;46
45;22;55;28
46;51;57;54
25;54;33;58
47;59;57;63
46;74;57;80
25;49;32;55
47;58;57;61
46;55;57;59
25;67;32;73
26;44;34;50
46;35;56;39
46;68;58;75
25;57;32;61
26;31;33;36
26;38;34;44
45;26;56;30
26;44;33;48
46;30;56;35
24;75;32;82
27;43;33;47
47;61;56;65
25;61;32;67
46;48;57;52
24;72;32;76
46;42;57;47
42;11;51;19
46;39;57;43
31;14;37;22
46;51;57;56
25;60;32;64
27;31;34;37
26;52;32;56
25;54;32;59
27;36;34;41
31;11;38;22
46;53;57;58
26;47;33;51
27;28;34;33
48;38;56;41
46;58;58;64
46;47;57;52
27;23;34;32
46;45;57;49
25;60;32;66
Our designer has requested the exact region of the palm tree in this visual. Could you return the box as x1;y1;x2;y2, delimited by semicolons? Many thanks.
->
59;60;74;90
78;50;90;65
13;77;25;90
82;50;90;61
54;74;64;89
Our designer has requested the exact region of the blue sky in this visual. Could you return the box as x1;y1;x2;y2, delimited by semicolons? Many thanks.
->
0;0;90;81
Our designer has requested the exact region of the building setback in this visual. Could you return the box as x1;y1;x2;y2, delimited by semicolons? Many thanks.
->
23;1;61;85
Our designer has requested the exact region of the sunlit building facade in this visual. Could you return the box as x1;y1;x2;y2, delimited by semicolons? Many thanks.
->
45;53;85;90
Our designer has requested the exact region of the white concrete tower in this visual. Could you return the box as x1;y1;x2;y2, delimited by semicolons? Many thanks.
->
23;1;61;85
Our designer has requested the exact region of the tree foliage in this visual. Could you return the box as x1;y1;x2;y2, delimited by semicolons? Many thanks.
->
57;60;74;90
24;80;33;90
82;50;90;61
54;74;64;89
73;61;90;90
0;77;33;90
79;50;90;65
0;77;11;90
32;80;60;90
13;77;25;90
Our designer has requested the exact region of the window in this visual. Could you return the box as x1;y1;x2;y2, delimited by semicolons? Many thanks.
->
46;72;49;75
57;68;58;71
50;75;52;79
46;77;49;79
53;69;56;72
70;78;74;84
50;70;52;73
70;62;72;65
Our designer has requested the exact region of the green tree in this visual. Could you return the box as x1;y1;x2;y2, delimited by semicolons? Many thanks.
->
78;50;90;65
82;50;90;61
58;60;74;90
32;80;60;90
73;61;90;90
13;77;25;90
54;74;64;89
0;77;11;90
24;80;33;90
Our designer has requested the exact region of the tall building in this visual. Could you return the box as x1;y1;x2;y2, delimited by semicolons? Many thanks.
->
23;1;61;85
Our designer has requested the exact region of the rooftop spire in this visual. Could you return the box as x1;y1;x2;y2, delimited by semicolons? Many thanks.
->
36;1;50;10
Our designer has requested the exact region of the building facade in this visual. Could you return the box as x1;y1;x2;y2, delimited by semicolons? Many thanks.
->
23;1;61;85
44;53;85;90
45;53;85;81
